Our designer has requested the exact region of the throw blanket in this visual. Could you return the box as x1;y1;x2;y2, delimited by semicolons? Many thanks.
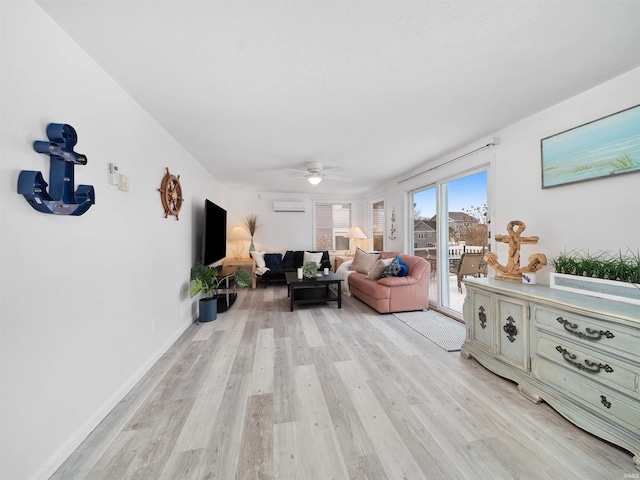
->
335;260;355;297
255;266;270;276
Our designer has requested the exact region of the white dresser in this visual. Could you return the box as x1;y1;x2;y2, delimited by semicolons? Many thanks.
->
461;277;640;471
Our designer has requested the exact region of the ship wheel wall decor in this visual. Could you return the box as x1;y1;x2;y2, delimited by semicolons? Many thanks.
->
158;167;184;220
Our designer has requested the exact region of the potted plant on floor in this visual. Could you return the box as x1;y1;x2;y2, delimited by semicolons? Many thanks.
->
550;249;640;305
190;264;251;322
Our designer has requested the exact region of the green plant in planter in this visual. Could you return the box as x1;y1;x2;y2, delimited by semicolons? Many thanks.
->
551;249;640;283
190;263;251;297
302;261;318;278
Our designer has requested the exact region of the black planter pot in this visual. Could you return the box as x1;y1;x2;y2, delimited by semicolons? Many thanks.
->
198;297;218;322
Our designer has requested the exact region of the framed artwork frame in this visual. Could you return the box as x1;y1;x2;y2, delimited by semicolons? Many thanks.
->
541;104;640;188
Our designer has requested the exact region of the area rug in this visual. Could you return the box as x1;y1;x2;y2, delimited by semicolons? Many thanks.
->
393;310;465;352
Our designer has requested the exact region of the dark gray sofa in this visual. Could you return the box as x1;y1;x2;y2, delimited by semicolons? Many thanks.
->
256;250;331;287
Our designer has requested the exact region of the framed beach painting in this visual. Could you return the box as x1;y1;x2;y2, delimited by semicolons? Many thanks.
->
541;104;640;188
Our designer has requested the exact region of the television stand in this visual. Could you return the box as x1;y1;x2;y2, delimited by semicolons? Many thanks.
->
216;292;237;312
222;257;256;288
216;266;238;312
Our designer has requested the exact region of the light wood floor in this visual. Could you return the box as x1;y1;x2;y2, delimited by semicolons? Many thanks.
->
52;286;635;479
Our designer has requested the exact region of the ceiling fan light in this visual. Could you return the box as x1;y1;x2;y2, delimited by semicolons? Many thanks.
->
307;173;322;185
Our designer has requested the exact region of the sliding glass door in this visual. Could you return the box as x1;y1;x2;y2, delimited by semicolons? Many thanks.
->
411;169;488;316
411;187;438;305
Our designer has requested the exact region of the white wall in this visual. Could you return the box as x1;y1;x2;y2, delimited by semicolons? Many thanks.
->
380;66;640;283
0;2;229;479
226;191;363;255
494;67;640;277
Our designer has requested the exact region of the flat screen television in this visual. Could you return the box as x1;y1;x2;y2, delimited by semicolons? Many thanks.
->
203;199;227;265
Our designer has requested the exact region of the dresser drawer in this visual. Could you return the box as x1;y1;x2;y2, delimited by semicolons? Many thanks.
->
533;357;640;435
533;306;639;359
536;333;640;397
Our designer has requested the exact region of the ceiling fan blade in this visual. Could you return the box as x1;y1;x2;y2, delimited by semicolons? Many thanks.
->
280;174;307;181
285;168;310;175
324;174;353;183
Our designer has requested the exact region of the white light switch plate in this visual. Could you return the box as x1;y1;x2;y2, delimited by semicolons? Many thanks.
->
118;174;129;192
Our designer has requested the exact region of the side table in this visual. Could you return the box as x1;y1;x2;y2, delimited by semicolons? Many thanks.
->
334;255;354;272
222;257;256;288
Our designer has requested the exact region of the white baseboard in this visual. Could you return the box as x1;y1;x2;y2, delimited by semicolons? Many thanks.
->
34;318;194;480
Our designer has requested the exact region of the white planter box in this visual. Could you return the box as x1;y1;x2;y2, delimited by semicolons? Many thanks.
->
550;272;640;306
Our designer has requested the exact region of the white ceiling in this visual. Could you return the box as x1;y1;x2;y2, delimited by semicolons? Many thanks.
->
35;0;640;195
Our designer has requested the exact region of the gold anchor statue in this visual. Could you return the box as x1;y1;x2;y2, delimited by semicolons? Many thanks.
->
484;220;547;282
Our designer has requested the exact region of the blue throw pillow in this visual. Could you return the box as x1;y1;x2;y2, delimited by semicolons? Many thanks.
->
381;257;403;278
264;253;284;271
397;256;409;277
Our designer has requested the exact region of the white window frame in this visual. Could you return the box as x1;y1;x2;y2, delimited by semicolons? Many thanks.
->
312;201;352;251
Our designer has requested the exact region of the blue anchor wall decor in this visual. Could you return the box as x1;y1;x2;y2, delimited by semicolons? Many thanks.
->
18;123;95;215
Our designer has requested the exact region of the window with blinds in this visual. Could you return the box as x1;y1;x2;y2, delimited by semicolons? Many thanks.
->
315;203;351;251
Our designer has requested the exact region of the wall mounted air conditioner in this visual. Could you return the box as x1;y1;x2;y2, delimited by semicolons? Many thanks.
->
273;201;306;212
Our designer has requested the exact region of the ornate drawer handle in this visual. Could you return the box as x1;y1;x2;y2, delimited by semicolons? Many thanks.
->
600;395;611;409
555;346;614;374
556;317;615;341
478;306;487;329
503;316;517;342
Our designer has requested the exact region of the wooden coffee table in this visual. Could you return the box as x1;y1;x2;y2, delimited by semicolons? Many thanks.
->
285;271;343;311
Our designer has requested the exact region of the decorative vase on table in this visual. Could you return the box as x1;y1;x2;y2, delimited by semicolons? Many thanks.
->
243;214;259;254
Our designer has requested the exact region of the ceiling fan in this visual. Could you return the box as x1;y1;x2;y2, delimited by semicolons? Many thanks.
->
285;161;352;185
